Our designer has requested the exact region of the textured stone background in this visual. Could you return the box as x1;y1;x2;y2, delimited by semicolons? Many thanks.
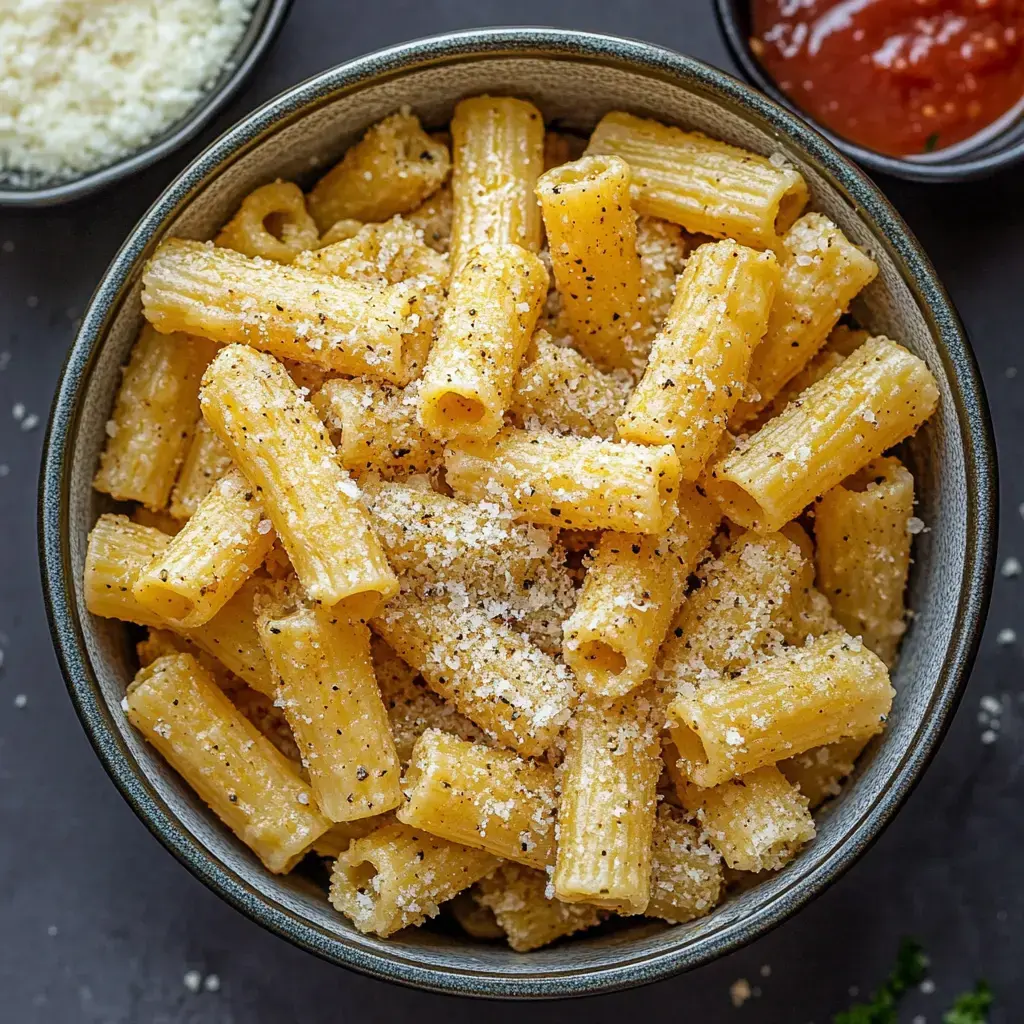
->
1;2;1020;1021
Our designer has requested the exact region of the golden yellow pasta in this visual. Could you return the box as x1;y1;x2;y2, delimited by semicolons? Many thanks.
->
406;183;452;253
142;239;428;384
617;239;779;479
371;591;574;758
445;427;681;534
668;631;893;787
730;214;878;425
586;111;808;248
307;110;450;230
312;378;442;481
814;457;915;667
126;653;330;872
673;762;815;872
554;691;661;913
93;325;217;509
329;820;499;936
476;864;604;951
707;337;939;533
510;330;632;439
132;467;275;628
635;216;691;333
398;729;557;868
257;603;403;822
200;345;397;612
562;485;718;699
644;805;723;924
215;180;319;263
168;417;233;520
536;154;650;370
419;242;547;439
450;96;544;270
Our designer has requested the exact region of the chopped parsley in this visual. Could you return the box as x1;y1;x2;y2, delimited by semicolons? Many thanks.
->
924;132;940;153
833;939;928;1023
943;981;994;1024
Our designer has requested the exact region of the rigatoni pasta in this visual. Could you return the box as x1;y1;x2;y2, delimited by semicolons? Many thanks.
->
585;111;808;248
445;427;681;534
93;326;217;509
87;96;941;949
536;154;650;370
707;337;939;533
200;344;398;612
616;239;779;479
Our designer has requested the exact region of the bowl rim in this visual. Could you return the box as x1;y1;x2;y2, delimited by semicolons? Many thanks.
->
712;0;1024;183
38;26;997;999
0;0;294;208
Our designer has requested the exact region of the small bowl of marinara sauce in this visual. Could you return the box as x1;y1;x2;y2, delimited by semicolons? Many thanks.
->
715;0;1024;181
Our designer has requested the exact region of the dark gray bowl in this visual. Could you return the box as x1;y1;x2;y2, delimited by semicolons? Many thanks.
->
714;0;1024;182
38;28;996;999
0;0;293;207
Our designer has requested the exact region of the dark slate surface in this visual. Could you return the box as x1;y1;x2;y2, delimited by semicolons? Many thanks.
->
0;2;1019;1021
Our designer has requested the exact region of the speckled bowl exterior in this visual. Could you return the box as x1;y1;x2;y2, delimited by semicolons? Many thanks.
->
39;29;997;999
714;0;1024;182
0;0;293;207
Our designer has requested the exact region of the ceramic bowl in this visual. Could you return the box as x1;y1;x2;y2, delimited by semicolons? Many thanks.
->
714;0;1024;183
39;28;996;999
0;0;293;207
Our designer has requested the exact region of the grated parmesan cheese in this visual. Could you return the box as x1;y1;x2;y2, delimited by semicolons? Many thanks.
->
0;0;257;182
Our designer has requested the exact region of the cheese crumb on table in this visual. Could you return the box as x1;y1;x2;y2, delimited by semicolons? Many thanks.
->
0;0;257;183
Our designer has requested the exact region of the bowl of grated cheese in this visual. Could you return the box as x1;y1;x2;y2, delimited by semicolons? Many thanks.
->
38;28;996;998
0;0;293;206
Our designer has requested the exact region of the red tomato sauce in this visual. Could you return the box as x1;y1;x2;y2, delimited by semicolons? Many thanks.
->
751;0;1024;157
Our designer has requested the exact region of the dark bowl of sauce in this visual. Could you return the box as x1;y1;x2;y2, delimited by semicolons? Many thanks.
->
715;0;1024;181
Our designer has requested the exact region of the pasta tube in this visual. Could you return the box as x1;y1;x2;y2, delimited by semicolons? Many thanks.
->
510;330;632;439
406;183;452;253
674;763;815;872
450;96;544;270
644;805;722;924
311;815;391;860
126;654;330;873
307;110;450;230
371;591;574;758
93;325;217;509
419;242;547;440
668;631;893;787
398;729;557;868
449;892;505;939
200;345;397;611
813;457;914;667
84;517;276;693
329;821;500;936
312;379;442;481
536;155;650;370
779;735;871;809
616;240;779;479
585;111;808;249
706;337;939;533
562;485;718;699
215;180;319;263
554;691;661;913
730;214;878;425
257;604;403;821
142;239;428;384
132;467;276;628
476;864;604;951
168;417;233;520
445;427;681;534
372;638;485;763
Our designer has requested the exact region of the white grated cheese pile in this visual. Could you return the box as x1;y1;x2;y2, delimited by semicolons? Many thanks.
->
0;0;257;182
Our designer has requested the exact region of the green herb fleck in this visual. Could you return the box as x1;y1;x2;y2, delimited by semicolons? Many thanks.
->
943;981;994;1024
833;939;928;1023
924;132;940;153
